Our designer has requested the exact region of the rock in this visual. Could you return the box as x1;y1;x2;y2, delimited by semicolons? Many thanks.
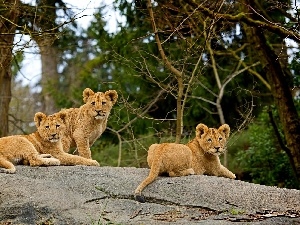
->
0;166;299;224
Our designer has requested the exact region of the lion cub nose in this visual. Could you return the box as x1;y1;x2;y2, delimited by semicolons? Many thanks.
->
51;133;57;138
214;146;220;151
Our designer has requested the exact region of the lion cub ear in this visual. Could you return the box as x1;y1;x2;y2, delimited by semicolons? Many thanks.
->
34;112;47;128
58;112;67;123
82;88;95;103
105;90;118;105
196;123;209;138
218;124;230;139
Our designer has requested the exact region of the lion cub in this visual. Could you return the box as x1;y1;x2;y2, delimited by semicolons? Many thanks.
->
0;112;63;173
134;123;235;202
32;112;100;167
59;88;118;159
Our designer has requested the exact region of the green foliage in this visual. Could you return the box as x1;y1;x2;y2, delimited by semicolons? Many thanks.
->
53;0;274;137
234;107;298;189
91;130;187;168
226;130;250;173
91;133;154;167
12;51;24;77
291;51;300;86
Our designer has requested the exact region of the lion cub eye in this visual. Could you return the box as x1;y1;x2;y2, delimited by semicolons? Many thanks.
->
207;138;212;143
102;101;106;105
56;124;60;128
91;101;96;106
45;125;50;129
219;137;222;141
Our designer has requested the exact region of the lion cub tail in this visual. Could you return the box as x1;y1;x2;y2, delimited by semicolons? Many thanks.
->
134;162;160;203
134;145;162;203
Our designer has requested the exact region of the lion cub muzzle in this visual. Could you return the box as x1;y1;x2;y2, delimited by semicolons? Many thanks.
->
213;146;222;154
209;146;226;155
94;110;106;119
49;133;59;143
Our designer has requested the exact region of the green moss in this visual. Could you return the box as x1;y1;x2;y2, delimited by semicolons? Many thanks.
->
229;208;245;215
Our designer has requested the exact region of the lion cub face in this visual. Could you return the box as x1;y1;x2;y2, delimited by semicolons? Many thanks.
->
34;112;67;143
196;123;230;155
82;88;118;120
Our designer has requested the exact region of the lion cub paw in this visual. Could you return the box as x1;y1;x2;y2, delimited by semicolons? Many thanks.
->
90;160;100;167
45;158;61;166
0;168;16;174
187;168;195;175
230;173;236;179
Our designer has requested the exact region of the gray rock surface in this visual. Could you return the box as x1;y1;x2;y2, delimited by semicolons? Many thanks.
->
0;166;299;224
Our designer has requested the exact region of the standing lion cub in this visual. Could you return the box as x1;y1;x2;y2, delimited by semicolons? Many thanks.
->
59;88;118;159
134;123;236;202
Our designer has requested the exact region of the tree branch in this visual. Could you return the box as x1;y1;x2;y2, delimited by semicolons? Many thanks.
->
186;0;300;42
147;0;184;142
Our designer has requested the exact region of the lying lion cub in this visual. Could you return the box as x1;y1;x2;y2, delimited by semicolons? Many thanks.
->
134;123;236;202
32;112;100;167
60;88;118;159
0;111;99;174
0;112;63;173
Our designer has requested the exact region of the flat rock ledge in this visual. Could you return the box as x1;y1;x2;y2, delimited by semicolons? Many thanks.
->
0;166;299;225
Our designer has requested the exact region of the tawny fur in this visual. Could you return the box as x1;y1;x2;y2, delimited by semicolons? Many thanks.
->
0;112;64;173
59;88;118;159
31;111;100;167
134;123;235;202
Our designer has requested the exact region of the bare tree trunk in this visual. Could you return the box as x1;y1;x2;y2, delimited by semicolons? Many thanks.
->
31;0;60;115
35;37;59;114
254;31;300;183
0;0;19;137
176;75;184;143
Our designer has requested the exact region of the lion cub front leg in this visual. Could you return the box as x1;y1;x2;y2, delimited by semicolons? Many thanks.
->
77;145;92;159
55;153;99;166
0;157;16;174
22;154;53;165
218;165;236;179
73;130;92;159
28;155;60;167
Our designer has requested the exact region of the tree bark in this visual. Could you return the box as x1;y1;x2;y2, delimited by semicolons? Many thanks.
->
35;37;59;114
0;0;19;137
255;30;300;183
243;1;300;183
31;0;60;115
